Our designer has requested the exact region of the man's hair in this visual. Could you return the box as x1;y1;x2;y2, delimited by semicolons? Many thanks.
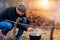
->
16;3;26;13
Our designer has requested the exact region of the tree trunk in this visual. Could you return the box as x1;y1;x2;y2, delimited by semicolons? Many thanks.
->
50;21;55;40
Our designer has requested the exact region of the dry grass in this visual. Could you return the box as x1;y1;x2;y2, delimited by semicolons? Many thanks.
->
0;28;60;40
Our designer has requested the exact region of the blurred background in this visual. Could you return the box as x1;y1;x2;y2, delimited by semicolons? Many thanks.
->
0;0;60;40
0;0;60;22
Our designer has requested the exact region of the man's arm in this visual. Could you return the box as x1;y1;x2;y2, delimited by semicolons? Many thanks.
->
0;9;8;21
5;19;34;31
18;18;30;30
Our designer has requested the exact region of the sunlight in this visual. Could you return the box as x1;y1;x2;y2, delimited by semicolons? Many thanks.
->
37;0;50;9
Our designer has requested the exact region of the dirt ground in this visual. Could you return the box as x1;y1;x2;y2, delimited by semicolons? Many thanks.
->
0;28;60;40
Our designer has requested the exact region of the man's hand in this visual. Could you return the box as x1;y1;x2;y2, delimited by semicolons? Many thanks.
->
27;27;34;32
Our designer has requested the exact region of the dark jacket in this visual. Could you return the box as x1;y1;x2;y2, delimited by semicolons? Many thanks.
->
0;7;30;31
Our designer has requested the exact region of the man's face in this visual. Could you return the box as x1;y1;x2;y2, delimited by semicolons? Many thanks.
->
16;8;24;16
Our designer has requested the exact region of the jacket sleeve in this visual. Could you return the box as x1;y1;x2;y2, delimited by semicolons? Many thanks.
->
17;18;30;31
26;18;30;24
0;9;8;21
17;23;27;31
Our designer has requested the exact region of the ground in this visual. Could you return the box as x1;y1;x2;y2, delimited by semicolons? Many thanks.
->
0;28;60;40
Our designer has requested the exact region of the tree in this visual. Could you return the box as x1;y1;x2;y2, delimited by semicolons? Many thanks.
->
50;20;55;40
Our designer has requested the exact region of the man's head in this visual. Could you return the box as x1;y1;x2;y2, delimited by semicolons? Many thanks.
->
16;3;26;16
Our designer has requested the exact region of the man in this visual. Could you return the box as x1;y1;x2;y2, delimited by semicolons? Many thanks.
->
0;3;33;40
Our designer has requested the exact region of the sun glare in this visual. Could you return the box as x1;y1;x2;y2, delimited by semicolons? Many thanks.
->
37;0;50;9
